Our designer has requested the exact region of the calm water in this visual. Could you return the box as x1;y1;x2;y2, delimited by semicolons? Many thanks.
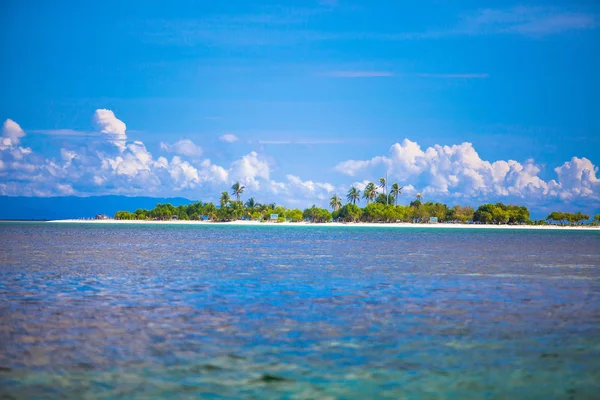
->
1;223;599;399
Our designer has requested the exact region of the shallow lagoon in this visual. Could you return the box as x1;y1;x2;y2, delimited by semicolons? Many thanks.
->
1;223;599;399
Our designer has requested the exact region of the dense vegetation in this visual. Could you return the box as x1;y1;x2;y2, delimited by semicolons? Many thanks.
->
545;211;592;225
114;180;599;226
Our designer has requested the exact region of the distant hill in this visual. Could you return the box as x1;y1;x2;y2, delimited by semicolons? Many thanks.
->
0;195;194;220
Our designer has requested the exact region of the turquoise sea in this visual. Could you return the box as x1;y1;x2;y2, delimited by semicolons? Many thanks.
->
1;222;599;399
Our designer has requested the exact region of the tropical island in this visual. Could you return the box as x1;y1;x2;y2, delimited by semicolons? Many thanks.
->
106;180;600;227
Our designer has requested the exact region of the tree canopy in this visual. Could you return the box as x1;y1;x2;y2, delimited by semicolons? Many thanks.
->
112;182;596;227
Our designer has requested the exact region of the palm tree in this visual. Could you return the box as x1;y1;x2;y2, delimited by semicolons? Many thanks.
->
390;182;403;206
230;200;244;220
220;191;231;208
379;177;386;201
245;197;256;209
231;182;245;201
347;187;361;205
363;182;378;204
330;194;342;211
415;193;423;201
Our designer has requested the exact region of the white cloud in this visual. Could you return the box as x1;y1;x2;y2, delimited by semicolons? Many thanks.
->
219;134;239;143
160;139;203;157
101;141;154;178
200;159;229;183
334;158;388;177
1;119;26;148
461;6;596;37
229;151;270;189
322;71;395;78
554;157;599;198
93;109;127;152
285;174;335;198
166;156;200;189
3;111;599;214
351;180;373;192
0;119;41;181
334;139;600;203
56;183;75;195
60;148;77;167
261;174;337;206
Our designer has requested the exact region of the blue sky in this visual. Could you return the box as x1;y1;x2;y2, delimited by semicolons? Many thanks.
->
1;0;599;216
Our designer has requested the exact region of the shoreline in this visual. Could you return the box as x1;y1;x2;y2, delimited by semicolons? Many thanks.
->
44;219;600;231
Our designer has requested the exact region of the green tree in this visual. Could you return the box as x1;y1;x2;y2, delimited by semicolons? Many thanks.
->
229;200;244;220
410;199;422;208
204;203;217;218
508;206;530;224
474;204;497;224
546;211;566;225
363;182;377;204
337;203;362;222
477;211;493;224
390;182;403;205
114;211;135;220
245;197;256;209
303;205;332;223
220;191;231;208
134;208;147;220
362;203;386;222
492;208;509;224
330;194;342;211
473;203;526;225
287;209;304;222
231;182;245;201
149;203;176;220
378;177;387;203
347;186;361;205
374;192;394;205
216;206;231;221
572;212;589;225
451;205;474;223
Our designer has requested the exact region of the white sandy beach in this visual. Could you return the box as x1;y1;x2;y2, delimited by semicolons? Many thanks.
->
48;219;600;231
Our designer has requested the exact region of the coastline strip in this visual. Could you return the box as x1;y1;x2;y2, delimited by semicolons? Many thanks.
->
43;219;600;231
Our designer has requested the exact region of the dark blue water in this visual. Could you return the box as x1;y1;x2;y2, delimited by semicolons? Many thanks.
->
1;223;599;399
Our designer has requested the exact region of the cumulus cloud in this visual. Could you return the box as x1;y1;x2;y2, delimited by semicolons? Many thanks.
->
0;119;38;178
334;139;600;202
101;141;154;178
3;110;599;214
1;119;26;148
219;134;239;143
160;139;203;157
60;148;77;167
263;175;337;206
554;157;599;199
230;151;270;189
285;174;335;198
0;113;248;197
199;159;229;183
93;109;127;152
